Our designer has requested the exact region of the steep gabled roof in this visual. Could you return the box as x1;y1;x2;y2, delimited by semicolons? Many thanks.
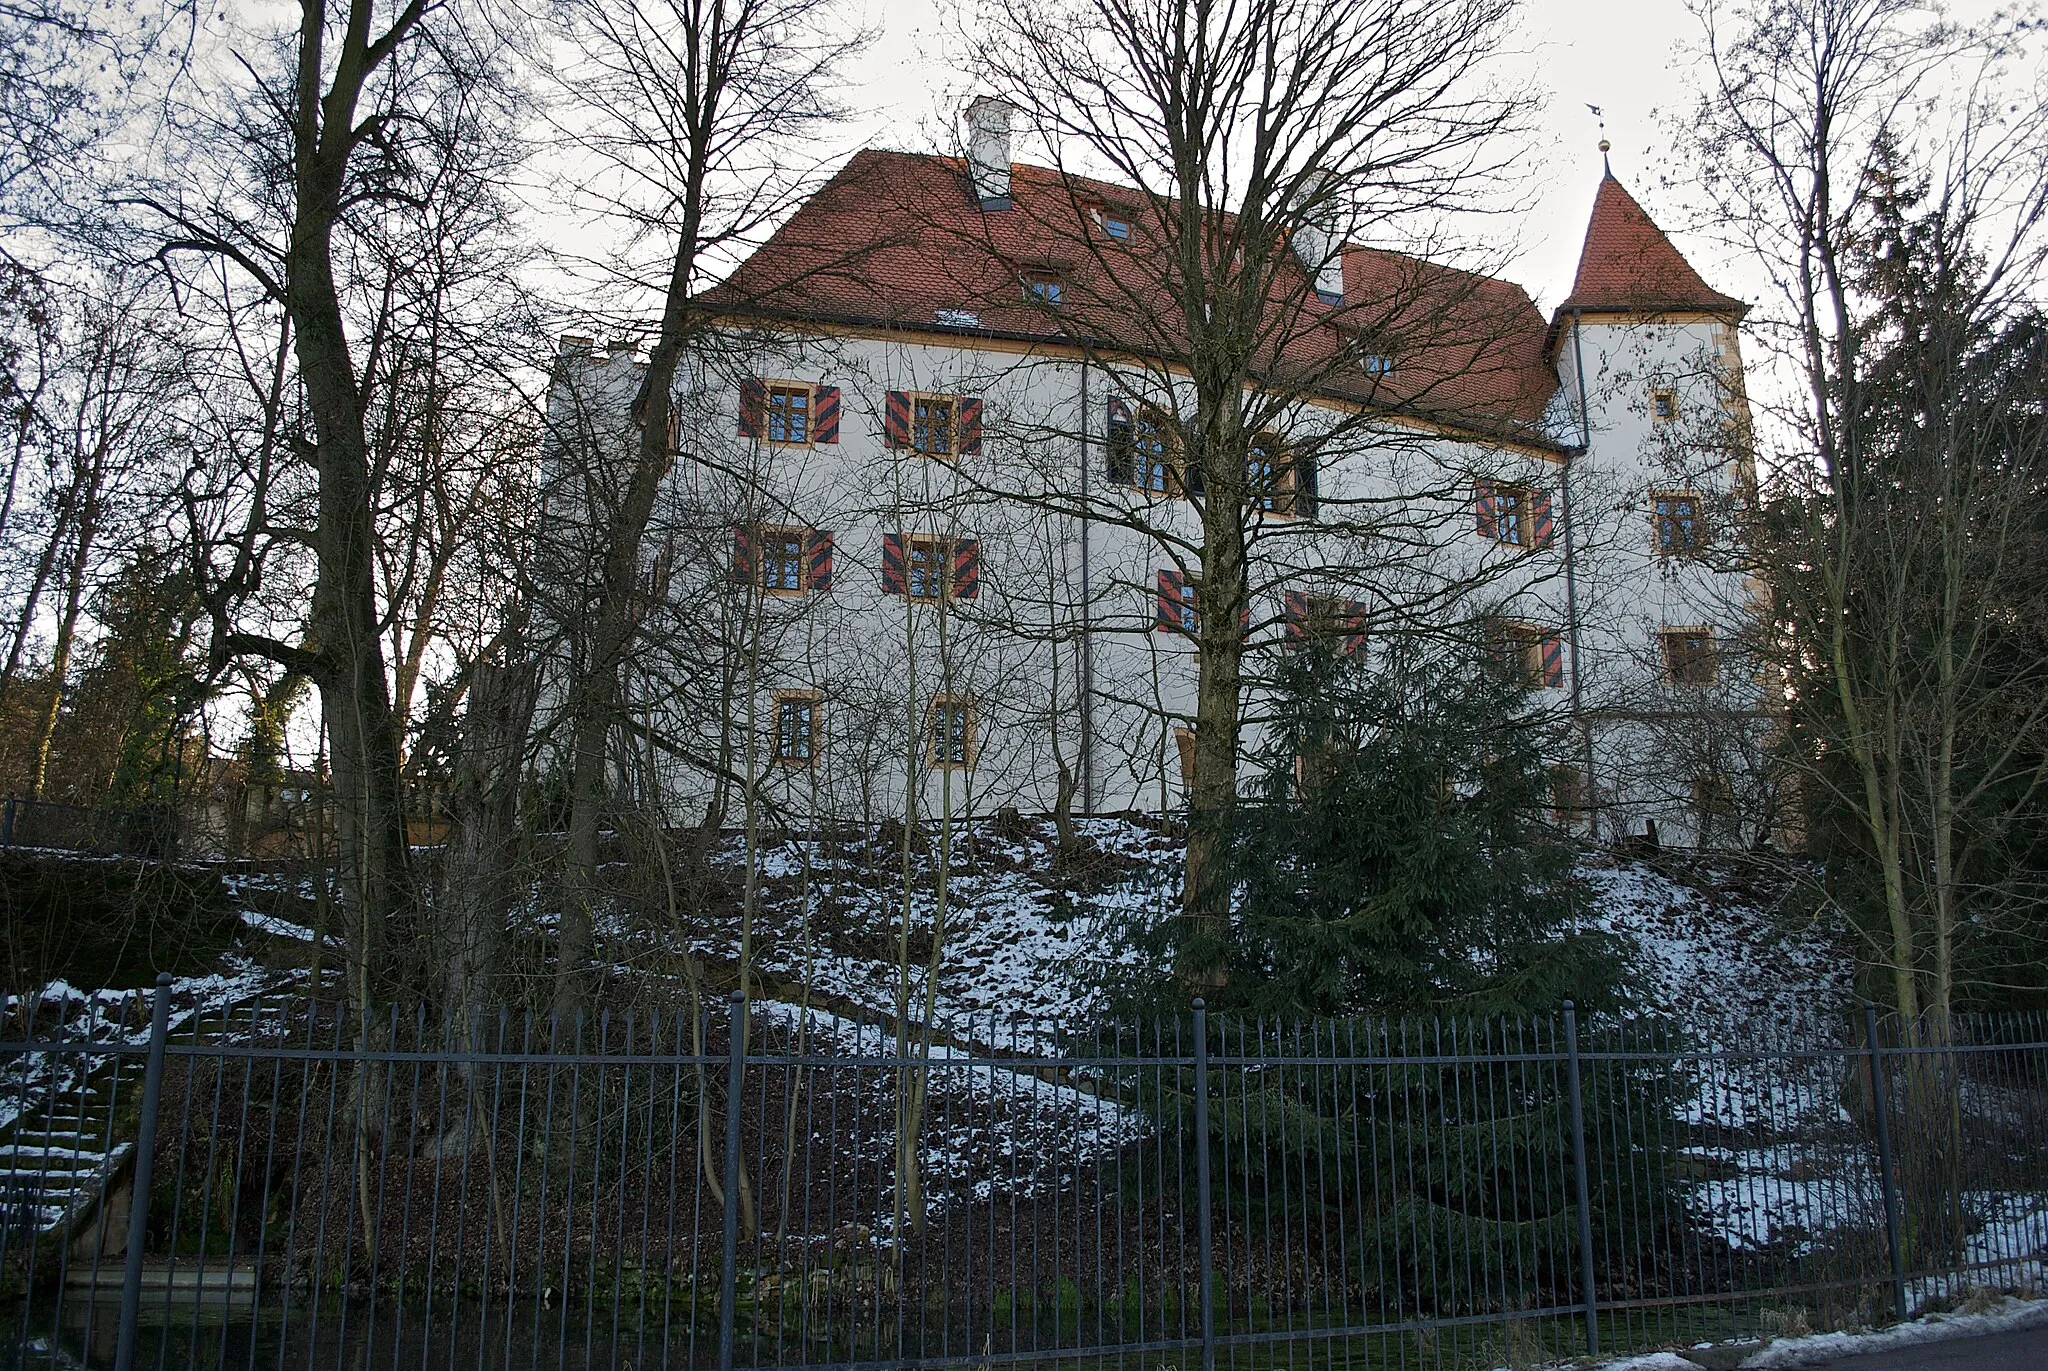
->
706;149;1562;440
1557;174;1746;317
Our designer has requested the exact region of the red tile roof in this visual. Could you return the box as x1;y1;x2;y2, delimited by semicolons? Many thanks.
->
1557;174;1745;317
707;149;1564;443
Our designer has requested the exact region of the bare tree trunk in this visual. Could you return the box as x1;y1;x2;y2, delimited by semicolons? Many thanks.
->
443;619;539;1037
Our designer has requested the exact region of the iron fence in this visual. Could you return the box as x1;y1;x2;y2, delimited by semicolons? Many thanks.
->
3;981;2045;1371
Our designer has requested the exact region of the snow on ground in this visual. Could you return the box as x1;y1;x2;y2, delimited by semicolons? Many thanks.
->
1586;1295;2048;1369
694;816;1182;1041
0;957;296;1134
1580;857;1852;1032
749;998;1149;1236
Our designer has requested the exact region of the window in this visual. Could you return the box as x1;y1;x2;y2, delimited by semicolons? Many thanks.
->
1103;214;1131;241
1550;764;1586;824
929;696;976;768
1478;481;1530;547
766;384;812;445
1285;590;1367;654
907;536;945;602
1653;491;1705;557
1360;353;1394;377
757;527;806;593
912;395;957;457
772;692;820;765
1661;627;1718;685
1157;570;1200;634
882;533;980;601
885;391;983;456
739;379;838;445
1477;481;1554;549
1651;387;1678;422
1125;406;1174;493
1693;772;1736;818
1022;269;1063;304
1487;619;1563;688
1248;434;1297;515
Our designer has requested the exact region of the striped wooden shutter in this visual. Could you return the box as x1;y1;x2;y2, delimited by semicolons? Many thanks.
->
884;391;911;448
1282;589;1310;643
731;525;756;581
1342;601;1369;657
1295;449;1319;518
813;386;840;443
806;530;834;592
1531;490;1555;548
957;398;984;455
738;379;765;438
1106;400;1134;484
1475;480;1498;538
951;538;981;599
879;533;907;594
1156;570;1189;632
1540;632;1564;687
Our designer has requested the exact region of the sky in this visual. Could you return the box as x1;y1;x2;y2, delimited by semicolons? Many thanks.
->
829;0;1729;315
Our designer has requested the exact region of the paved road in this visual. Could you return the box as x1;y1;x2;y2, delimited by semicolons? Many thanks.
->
1795;1324;2048;1369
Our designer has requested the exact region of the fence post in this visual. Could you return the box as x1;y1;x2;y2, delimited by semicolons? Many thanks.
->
1562;1000;1598;1360
1;794;14;847
1191;999;1215;1371
114;973;172;1371
1862;1001;1908;1321
718;989;746;1371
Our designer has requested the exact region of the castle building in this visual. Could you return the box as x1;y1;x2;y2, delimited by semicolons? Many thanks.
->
542;118;1765;848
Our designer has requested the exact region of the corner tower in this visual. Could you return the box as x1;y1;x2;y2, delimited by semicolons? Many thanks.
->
1550;158;1764;849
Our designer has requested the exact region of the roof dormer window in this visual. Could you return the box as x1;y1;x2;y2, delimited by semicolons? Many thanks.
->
1315;288;1343;307
1023;269;1063;304
1104;214;1131;241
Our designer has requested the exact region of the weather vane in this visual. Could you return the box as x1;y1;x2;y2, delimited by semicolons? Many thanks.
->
1586;104;1612;175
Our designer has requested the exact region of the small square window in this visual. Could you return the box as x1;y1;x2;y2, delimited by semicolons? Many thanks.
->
1661;627;1718;686
929;697;976;768
766;384;812;445
1022;270;1063;304
772;692;820;765
1653;491;1704;556
1651;388;1678;422
1103;215;1131;241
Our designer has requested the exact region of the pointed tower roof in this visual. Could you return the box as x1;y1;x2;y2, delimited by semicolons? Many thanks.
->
1557;173;1745;317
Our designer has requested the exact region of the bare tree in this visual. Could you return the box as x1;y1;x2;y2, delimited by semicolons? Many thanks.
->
1690;0;2048;1029
958;0;1543;982
543;0;867;1014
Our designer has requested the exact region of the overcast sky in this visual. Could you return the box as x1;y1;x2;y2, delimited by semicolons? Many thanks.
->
831;0;1727;315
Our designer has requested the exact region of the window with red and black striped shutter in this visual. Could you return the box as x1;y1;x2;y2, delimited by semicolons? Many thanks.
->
951;538;981;599
1156;570;1196;633
1475;480;1500;539
1532;490;1555;549
957;399;983;455
879;533;907;594
731;525;757;581
737;379;766;439
806;531;835;591
813;387;840;443
884;391;911;449
1540;631;1565;688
